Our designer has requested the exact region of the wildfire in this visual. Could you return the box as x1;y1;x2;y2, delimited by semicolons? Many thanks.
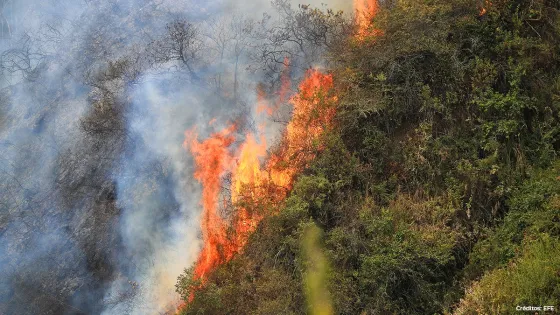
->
183;67;337;305
229;133;267;247
184;124;237;280
269;69;336;189
354;0;380;39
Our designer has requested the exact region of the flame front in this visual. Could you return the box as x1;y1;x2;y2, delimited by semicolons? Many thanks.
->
183;124;236;280
269;69;336;189
183;67;336;304
229;133;267;250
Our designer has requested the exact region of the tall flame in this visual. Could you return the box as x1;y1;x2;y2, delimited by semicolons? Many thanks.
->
183;67;337;305
180;0;393;308
268;69;336;189
183;124;236;280
229;133;267;248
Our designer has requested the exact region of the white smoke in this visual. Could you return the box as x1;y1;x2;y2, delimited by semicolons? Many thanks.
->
0;0;350;314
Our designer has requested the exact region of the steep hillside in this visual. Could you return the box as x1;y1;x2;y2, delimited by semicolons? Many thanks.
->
179;0;560;314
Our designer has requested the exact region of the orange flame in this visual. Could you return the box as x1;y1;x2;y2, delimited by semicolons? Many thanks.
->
267;69;336;189
229;133;267;248
354;0;381;39
184;126;269;290
183;68;337;306
231;134;267;204
183;124;236;280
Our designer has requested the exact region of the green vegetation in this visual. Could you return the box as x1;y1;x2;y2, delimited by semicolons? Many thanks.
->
456;165;560;314
179;0;560;313
302;223;334;315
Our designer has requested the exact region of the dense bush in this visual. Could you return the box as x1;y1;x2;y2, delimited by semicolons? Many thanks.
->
181;0;560;313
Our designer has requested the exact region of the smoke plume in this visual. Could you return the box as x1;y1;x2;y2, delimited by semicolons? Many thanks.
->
0;0;351;313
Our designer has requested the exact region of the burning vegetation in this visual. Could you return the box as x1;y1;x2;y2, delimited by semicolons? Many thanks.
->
183;68;337;300
179;0;560;314
354;0;381;39
3;0;559;314
180;0;377;306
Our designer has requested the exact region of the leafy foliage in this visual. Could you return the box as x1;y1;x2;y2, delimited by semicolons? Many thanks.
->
180;0;560;314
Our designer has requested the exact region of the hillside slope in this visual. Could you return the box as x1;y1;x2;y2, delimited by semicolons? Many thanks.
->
179;0;560;314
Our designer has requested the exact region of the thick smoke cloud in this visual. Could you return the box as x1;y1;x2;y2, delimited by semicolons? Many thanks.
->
0;0;350;314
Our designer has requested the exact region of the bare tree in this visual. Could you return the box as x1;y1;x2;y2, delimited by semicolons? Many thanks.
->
251;0;351;76
150;21;204;81
202;14;254;99
229;15;254;100
0;34;49;83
